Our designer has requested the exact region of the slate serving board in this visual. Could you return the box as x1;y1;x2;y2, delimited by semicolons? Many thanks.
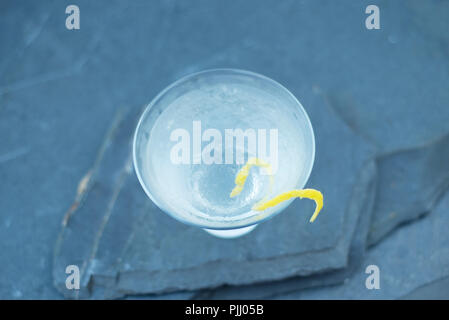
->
53;91;376;298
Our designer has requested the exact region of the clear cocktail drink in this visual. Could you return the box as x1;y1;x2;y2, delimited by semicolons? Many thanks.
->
133;69;315;238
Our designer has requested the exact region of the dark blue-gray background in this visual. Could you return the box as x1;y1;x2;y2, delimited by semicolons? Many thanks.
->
1;0;448;299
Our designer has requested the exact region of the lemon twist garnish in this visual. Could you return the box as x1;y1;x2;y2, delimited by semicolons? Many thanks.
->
230;158;324;223
230;157;274;198
252;189;323;223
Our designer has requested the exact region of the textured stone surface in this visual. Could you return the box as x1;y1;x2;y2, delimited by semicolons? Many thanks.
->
276;189;449;299
400;276;449;300
368;133;449;245
1;0;449;299
52;106;143;299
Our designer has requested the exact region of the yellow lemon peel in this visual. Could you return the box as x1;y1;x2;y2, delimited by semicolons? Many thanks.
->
230;158;324;223
230;157;274;198
252;189;323;223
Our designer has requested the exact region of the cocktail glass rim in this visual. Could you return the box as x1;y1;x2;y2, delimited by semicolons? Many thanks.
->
133;68;315;231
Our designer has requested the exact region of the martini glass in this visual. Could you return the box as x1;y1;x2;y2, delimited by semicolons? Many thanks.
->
133;69;315;238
